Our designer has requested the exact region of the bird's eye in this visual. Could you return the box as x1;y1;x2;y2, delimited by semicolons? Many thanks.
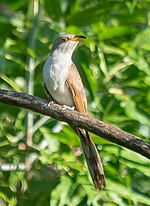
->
61;37;68;42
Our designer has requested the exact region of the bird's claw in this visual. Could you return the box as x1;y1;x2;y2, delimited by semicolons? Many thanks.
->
61;105;75;111
47;101;55;107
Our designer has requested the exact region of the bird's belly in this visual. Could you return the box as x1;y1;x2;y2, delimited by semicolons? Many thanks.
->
43;56;74;107
51;86;74;107
45;77;74;107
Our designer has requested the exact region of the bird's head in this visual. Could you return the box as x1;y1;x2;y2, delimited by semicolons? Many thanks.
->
51;33;86;55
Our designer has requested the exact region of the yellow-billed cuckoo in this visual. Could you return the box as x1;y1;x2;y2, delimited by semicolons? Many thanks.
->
43;33;106;190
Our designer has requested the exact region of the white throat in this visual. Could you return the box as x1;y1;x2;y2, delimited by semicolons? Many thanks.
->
49;49;72;90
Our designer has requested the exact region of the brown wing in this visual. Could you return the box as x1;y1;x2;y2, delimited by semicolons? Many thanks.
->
66;64;87;113
66;63;106;190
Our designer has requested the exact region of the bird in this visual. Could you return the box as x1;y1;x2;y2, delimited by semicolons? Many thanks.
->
43;33;106;190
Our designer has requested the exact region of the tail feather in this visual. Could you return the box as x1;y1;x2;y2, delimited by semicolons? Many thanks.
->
77;129;106;190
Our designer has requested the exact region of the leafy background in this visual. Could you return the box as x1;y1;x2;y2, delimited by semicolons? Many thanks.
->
0;0;150;205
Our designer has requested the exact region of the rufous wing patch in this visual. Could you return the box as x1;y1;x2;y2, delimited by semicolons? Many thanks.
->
66;64;87;113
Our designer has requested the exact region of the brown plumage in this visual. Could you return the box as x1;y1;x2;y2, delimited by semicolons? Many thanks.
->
66;64;106;189
43;34;106;189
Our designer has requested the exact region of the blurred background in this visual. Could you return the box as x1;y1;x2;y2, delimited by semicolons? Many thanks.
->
0;0;150;205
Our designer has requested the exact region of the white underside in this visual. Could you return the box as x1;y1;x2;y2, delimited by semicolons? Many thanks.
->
43;52;74;107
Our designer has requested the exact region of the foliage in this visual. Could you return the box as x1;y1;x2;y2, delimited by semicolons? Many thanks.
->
0;0;150;205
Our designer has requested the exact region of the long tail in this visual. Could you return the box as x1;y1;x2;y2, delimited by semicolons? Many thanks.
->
77;129;106;190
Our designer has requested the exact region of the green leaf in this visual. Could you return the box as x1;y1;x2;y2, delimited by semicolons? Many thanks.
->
41;0;62;21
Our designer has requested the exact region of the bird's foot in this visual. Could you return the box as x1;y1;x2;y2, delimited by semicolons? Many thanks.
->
47;101;55;108
61;105;75;111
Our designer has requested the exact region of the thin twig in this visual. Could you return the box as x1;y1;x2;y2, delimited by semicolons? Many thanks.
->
26;0;40;146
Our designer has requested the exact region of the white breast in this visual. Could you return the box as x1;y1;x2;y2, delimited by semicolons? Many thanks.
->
43;51;74;107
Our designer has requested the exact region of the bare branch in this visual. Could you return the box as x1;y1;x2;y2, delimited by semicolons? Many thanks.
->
0;88;150;159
